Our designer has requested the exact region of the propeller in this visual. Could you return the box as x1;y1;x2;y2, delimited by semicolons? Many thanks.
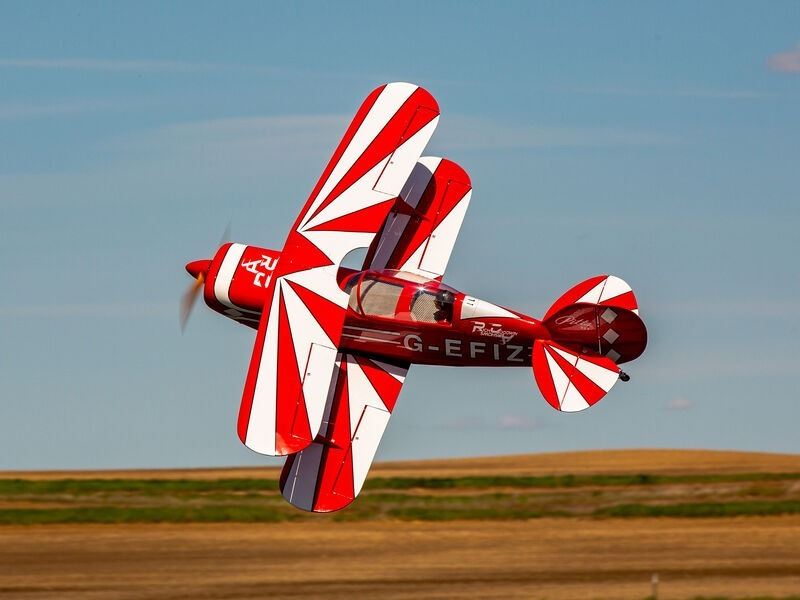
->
180;261;210;332
180;224;229;332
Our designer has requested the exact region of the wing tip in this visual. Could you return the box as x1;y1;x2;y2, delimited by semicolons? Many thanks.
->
382;81;440;114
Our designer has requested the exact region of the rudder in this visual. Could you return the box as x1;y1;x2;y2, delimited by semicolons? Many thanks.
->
543;275;647;364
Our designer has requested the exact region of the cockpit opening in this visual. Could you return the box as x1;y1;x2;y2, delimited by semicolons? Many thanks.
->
345;270;457;325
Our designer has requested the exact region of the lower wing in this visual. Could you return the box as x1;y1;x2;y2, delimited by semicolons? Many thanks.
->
363;157;472;280
280;353;409;512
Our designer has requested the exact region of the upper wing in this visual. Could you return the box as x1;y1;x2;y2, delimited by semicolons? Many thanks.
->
238;83;439;456
280;353;409;512
363;157;472;279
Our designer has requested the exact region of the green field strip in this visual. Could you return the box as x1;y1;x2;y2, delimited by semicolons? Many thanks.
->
0;478;277;495
3;471;800;496
0;505;302;525
596;500;800;518
3;495;800;524
364;472;800;490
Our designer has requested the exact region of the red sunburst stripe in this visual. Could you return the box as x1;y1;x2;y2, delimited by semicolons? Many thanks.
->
306;197;397;233
543;275;608;321
285;279;345;344
544;345;608;406
307;87;439;224
398;162;471;268
276;232;334;277
289;85;385;234
600;290;638;311
354;356;404;412
362;159;470;272
389;167;439;268
532;341;560;410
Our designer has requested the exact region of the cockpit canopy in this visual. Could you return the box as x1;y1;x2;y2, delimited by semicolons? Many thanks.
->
344;270;458;324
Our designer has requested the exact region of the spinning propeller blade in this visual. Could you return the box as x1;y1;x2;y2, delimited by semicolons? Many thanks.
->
219;222;231;247
180;224;229;332
180;270;205;332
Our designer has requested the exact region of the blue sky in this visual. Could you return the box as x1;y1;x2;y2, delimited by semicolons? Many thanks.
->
1;2;798;470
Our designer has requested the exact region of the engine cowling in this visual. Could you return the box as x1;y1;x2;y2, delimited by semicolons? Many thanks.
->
203;243;281;328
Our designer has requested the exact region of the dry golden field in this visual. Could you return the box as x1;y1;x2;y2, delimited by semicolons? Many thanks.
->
1;449;799;600
5;448;799;480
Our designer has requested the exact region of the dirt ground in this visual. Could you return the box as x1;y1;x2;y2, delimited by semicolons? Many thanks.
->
1;517;799;600
2;449;799;599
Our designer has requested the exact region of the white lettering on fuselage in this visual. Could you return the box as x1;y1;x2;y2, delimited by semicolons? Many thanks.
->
445;339;462;357
471;321;518;344
403;334;423;352
241;255;278;288
553;315;594;330
400;334;529;363
507;345;524;362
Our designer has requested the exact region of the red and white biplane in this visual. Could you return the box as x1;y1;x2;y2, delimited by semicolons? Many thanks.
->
181;82;647;512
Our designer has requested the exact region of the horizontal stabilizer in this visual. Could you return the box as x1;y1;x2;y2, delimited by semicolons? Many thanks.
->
532;340;620;412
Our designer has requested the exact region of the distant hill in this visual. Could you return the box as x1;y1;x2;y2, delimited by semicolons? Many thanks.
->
3;448;798;480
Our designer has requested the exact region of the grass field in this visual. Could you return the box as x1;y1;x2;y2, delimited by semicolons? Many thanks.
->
2;449;799;599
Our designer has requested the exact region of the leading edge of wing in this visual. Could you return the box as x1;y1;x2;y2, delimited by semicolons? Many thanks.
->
237;83;438;456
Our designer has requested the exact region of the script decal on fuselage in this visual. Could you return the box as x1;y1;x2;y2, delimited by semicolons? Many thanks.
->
553;314;594;330
402;334;526;363
471;321;518;344
241;255;278;288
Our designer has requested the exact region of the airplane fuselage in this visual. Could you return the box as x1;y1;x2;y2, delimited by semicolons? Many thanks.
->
339;313;544;367
192;242;549;368
338;276;548;367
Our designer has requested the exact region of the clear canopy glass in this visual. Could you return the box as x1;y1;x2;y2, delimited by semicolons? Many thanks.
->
345;270;456;324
